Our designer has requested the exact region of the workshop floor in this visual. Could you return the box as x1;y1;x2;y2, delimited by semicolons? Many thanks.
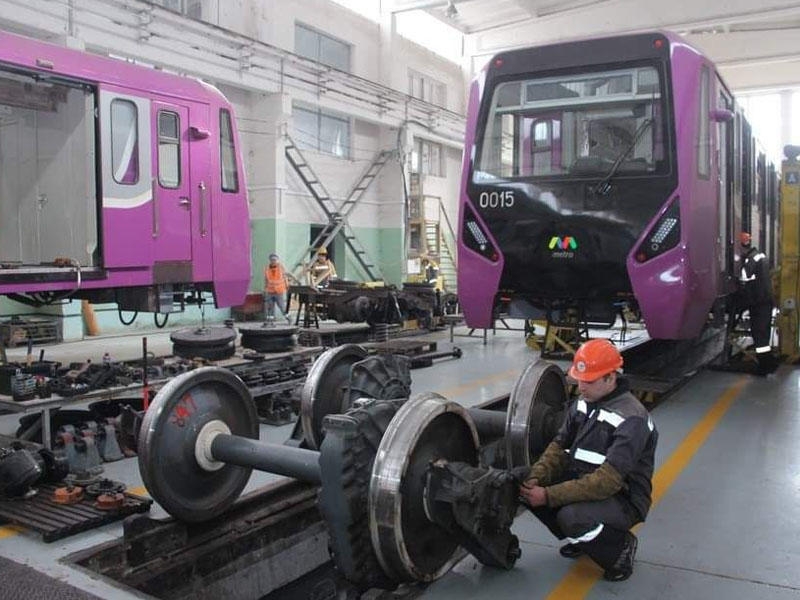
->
0;321;797;600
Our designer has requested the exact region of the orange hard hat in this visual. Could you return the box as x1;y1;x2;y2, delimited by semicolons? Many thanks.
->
739;232;751;245
568;339;623;382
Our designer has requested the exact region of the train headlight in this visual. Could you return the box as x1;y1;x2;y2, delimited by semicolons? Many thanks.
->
462;204;499;262
635;198;680;263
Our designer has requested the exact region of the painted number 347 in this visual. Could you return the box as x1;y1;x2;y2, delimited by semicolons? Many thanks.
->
478;190;515;208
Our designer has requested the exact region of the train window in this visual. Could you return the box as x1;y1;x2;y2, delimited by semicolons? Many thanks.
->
111;99;140;185
158;111;180;188
220;109;239;192
697;66;710;178
476;65;666;181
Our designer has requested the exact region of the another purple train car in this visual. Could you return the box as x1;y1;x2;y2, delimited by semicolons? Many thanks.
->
0;31;250;312
458;31;778;340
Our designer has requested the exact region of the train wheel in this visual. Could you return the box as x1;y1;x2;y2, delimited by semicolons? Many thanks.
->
369;393;479;582
505;359;569;468
137;368;258;522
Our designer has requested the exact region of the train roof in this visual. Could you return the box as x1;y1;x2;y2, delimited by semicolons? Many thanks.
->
484;30;710;72
0;29;228;105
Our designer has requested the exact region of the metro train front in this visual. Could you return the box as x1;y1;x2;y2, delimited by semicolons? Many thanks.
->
458;32;730;340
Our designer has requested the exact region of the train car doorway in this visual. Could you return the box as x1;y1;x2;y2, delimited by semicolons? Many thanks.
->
151;102;192;264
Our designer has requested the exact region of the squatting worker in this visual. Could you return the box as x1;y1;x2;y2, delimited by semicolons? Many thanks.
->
518;338;658;582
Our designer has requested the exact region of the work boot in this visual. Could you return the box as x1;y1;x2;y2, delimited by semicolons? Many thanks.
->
603;532;637;582
756;352;778;376
559;543;583;559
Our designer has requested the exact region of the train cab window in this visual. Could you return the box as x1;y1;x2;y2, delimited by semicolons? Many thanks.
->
111;99;140;185
220;109;239;192
475;65;667;182
158;111;180;188
528;119;561;176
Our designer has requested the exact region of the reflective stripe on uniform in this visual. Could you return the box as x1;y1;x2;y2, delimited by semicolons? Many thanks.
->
740;268;756;282
753;253;766;262
574;448;606;465
597;409;625;428
566;522;604;544
756;346;771;353
647;416;655;431
576;399;588;414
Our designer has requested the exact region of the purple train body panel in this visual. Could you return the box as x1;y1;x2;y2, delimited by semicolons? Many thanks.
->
458;31;778;340
0;31;250;310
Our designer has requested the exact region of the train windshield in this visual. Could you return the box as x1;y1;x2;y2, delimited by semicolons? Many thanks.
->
474;65;668;182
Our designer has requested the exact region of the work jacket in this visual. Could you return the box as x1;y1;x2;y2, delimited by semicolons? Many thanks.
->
528;378;657;521
739;246;772;307
265;264;288;295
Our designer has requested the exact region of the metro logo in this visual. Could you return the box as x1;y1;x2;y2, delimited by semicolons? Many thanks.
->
548;236;578;250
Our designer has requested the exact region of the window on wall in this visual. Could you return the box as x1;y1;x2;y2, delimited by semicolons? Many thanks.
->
697;65;710;178
408;69;447;107
295;23;351;72
293;104;351;159
411;139;444;177
220;109;239;192
158;111;181;188
111;99;140;185
149;0;202;18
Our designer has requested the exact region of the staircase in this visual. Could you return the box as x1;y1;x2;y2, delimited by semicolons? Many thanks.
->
285;134;392;282
424;219;457;293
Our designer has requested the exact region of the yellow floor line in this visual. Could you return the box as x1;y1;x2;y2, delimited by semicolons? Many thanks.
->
545;376;748;599
0;525;24;539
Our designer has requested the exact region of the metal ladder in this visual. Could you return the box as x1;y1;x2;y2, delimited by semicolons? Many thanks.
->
285;135;392;281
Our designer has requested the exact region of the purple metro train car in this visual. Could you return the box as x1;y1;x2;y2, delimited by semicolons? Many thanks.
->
458;31;778;339
0;31;250;312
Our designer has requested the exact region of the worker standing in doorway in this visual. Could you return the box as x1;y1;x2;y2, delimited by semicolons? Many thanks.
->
310;248;337;288
736;232;777;375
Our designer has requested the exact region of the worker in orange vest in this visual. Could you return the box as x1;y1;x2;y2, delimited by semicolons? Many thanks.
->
264;253;291;324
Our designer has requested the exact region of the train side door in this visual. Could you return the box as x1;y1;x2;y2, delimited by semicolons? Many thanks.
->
151;102;192;265
715;79;734;280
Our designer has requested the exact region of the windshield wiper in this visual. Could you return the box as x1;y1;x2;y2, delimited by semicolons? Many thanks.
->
593;118;653;196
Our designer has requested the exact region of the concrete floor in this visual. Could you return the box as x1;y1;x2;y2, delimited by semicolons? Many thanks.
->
0;321;798;600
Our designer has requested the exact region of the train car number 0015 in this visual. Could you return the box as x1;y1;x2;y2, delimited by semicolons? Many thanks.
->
478;190;515;209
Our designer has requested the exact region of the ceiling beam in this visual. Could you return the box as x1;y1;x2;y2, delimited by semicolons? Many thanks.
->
469;0;800;56
387;0;449;14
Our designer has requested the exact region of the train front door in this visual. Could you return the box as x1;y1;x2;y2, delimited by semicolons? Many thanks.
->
151;102;192;264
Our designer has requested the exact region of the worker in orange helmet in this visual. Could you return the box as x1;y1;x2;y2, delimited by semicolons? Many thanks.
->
518;339;658;582
736;231;776;375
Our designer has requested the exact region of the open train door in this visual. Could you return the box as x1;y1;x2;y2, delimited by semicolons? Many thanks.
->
150;101;192;270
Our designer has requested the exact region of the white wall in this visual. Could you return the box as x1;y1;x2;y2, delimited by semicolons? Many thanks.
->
0;0;468;284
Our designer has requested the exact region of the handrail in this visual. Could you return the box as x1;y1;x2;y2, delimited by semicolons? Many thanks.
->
438;198;457;269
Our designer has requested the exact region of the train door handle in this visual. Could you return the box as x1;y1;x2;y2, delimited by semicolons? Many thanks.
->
199;181;208;237
178;197;191;208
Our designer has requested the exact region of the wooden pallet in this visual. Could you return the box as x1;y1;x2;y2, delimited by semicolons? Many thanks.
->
0;483;151;542
0;317;63;348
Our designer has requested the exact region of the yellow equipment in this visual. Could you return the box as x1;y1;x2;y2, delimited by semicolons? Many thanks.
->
777;146;800;360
